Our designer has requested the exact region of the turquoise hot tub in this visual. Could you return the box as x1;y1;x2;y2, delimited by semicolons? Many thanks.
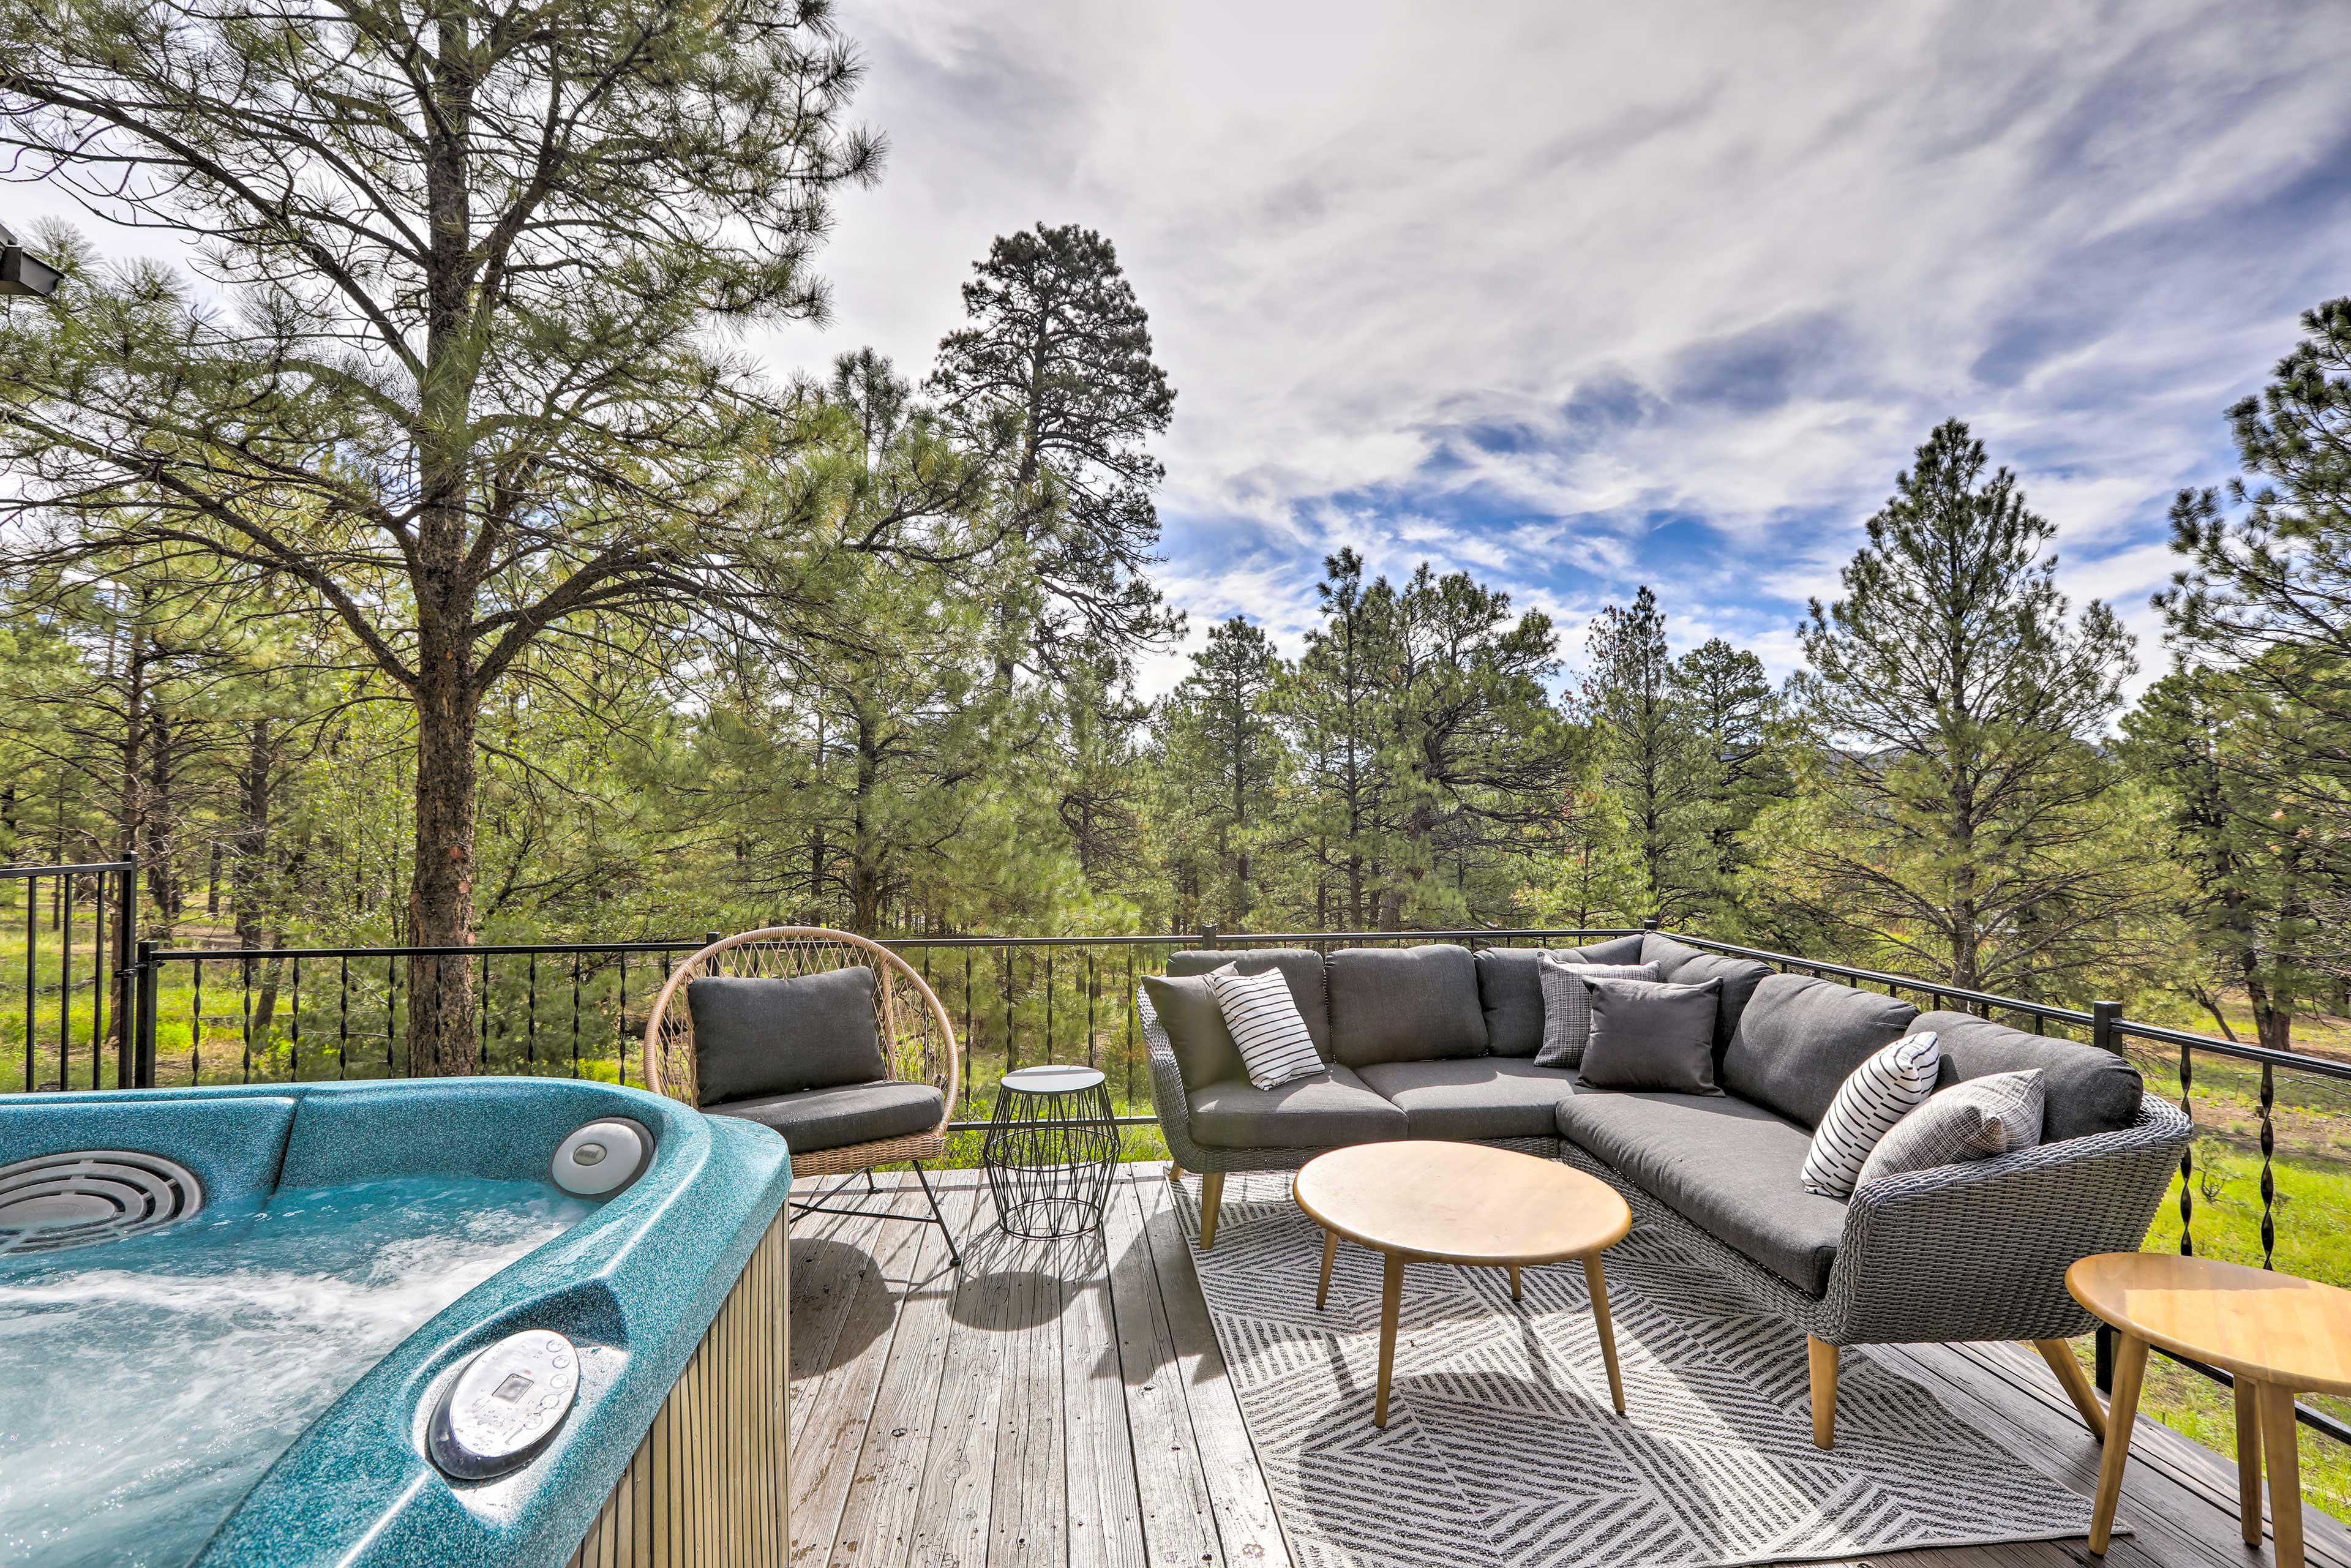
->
0;1078;792;1567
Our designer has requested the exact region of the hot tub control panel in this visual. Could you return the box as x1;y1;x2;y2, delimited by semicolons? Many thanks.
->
426;1329;580;1481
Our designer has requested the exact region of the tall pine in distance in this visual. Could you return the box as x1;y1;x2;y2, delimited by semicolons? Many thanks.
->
1787;419;2153;995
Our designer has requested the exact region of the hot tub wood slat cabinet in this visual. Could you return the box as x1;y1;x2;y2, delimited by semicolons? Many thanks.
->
780;1166;2351;1568
566;1208;791;1568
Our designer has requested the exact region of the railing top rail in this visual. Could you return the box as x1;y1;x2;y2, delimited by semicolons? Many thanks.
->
0;860;138;879
141;927;1646;962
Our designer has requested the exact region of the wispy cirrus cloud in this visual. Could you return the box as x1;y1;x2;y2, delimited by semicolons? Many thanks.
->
749;0;2351;699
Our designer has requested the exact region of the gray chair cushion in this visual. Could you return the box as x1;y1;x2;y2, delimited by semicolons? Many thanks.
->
1556;1088;1848;1296
688;969;885;1106
1473;947;1547;1057
1720;974;1919;1130
1668;953;1774;1059
1357;1057;1584;1140
1579;975;1723;1093
1913;1011;2145;1142
1640;932;1710;979
1559;933;1646;966
1326;945;1488;1067
1140;973;1246;1091
1168;948;1332;1063
705;1080;944;1152
1188;1064;1408;1149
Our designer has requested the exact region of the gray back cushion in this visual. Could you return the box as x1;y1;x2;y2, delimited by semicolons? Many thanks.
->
1668;953;1774;1059
1168;948;1331;1062
1473;947;1548;1057
1326;944;1489;1067
1559;933;1646;966
1913;1010;2144;1142
1719;973;1919;1129
1140;973;1248;1091
1640;932;1709;980
688;967;885;1106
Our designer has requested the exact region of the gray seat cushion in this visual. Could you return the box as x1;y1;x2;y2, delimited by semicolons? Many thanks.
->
1913;1011;2144;1142
705;1080;944;1152
1668;953;1774;1059
1188;1064;1408;1149
1556;1089;1848;1296
1640;932;1709;979
1357;1057;1583;1140
1139;973;1247;1091
1719;974;1919;1130
1326;945;1489;1067
1473;947;1547;1057
1168;948;1332;1063
689;968;885;1106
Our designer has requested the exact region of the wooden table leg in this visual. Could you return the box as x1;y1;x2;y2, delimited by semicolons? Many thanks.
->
1509;1262;1521;1302
1583;1255;1625;1416
2235;1377;2264;1547
2259;1381;2305;1568
1374;1252;1403;1428
2088;1333;2148;1556
1316;1229;1337;1310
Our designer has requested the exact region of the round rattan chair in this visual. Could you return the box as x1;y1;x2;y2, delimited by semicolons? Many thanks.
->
644;927;962;1266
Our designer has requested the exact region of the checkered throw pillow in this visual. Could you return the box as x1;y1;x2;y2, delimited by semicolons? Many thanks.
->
1858;1069;2045;1188
1202;964;1325;1090
1535;955;1660;1068
1801;1031;1941;1198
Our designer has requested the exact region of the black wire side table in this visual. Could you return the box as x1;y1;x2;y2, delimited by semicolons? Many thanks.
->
982;1065;1121;1238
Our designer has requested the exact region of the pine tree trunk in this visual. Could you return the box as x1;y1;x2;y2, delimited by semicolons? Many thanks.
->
405;642;480;1076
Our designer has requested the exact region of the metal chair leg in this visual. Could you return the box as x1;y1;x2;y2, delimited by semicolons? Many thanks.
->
912;1161;962;1269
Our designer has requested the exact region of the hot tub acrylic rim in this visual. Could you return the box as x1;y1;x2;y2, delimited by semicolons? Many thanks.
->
2;1079;789;1568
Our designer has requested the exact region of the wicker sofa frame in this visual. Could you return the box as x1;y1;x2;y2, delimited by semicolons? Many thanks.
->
645;926;963;1266
1140;981;2194;1448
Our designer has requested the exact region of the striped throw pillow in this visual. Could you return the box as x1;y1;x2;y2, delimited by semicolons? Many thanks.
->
1534;956;1660;1068
1801;1031;1941;1198
1202;964;1325;1090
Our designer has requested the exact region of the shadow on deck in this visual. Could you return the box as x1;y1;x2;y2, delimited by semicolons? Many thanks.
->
785;1166;2351;1568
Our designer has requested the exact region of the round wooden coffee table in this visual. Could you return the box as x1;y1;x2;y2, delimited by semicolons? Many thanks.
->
2069;1253;2351;1567
1293;1139;1633;1427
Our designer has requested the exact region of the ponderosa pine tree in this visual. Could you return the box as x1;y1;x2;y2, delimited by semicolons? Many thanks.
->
0;0;885;1071
1283;549;1397;928
2161;298;2351;848
1671;636;1790;927
1794;419;2145;992
1584;588;1705;921
927;224;1182;681
1155;617;1285;928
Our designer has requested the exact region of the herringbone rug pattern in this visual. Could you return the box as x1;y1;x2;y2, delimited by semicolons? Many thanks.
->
1174;1171;2101;1568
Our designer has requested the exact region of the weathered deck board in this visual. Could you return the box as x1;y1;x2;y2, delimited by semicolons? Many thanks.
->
786;1165;2351;1568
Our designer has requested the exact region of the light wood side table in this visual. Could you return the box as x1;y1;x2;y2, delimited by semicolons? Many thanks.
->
1292;1140;1633;1428
2068;1252;2351;1567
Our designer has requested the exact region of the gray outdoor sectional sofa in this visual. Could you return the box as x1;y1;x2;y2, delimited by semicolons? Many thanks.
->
1138;932;2195;1447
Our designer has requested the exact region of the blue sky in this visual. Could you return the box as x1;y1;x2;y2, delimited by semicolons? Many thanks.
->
757;0;2351;699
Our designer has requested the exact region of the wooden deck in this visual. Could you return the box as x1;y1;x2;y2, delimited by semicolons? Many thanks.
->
784;1166;2351;1568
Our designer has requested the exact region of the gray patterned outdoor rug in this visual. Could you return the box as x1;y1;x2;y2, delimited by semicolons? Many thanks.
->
1171;1171;2104;1568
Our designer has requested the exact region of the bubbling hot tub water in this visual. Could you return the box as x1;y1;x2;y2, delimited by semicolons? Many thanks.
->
0;1176;591;1568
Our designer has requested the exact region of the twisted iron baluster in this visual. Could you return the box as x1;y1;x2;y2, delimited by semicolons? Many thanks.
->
2259;1060;2276;1270
2178;1041;2194;1256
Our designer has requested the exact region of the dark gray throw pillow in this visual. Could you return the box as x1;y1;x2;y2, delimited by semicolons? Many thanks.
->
688;968;885;1107
1473;947;1548;1057
1668;953;1774;1058
1577;975;1724;1094
1139;974;1248;1091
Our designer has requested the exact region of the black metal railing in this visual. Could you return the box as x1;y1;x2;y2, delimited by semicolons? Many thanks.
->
18;891;2351;1442
2;858;139;1094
